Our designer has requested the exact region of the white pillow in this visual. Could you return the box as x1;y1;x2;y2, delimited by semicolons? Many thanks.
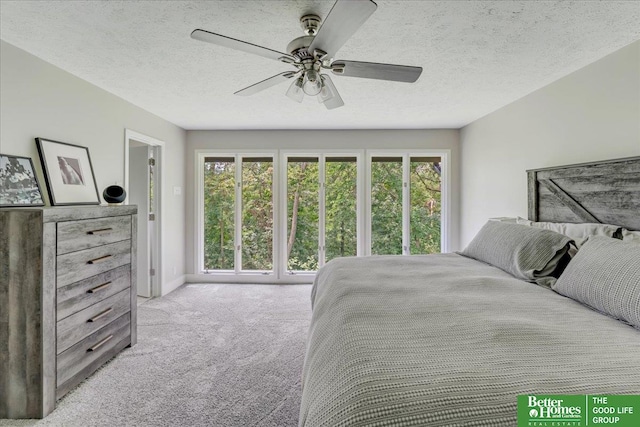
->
515;218;621;249
488;217;519;223
622;228;640;244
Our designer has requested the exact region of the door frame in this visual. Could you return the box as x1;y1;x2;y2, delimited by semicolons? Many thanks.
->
124;129;164;297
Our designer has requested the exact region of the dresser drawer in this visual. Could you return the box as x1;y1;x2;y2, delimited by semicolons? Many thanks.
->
57;240;131;288
57;215;132;255
57;265;131;321
57;289;131;354
57;313;131;387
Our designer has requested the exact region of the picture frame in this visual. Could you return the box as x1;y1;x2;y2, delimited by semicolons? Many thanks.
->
35;138;100;206
0;153;46;207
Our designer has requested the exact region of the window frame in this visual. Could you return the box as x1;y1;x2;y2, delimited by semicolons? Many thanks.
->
195;149;450;283
196;150;278;276
366;150;449;256
279;150;363;277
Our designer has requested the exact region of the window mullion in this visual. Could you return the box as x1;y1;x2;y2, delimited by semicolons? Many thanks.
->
234;155;242;273
273;151;281;280
279;153;288;276
402;154;410;255
198;153;205;273
364;152;372;256
356;152;364;257
318;155;326;267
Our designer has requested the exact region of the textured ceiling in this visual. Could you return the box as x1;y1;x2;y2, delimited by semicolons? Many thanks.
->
1;0;639;130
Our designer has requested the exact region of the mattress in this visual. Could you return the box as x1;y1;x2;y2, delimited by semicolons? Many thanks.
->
299;253;640;426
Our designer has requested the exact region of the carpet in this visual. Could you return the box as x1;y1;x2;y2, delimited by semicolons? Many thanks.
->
1;284;312;427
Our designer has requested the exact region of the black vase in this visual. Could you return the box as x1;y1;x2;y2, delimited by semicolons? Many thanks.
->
103;185;126;204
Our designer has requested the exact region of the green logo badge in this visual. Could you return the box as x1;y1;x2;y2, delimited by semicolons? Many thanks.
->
518;395;640;427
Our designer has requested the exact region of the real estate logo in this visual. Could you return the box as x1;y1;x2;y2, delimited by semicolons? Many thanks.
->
520;395;583;426
517;395;640;427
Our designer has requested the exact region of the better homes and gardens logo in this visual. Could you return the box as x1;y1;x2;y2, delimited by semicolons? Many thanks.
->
521;395;583;426
518;395;640;427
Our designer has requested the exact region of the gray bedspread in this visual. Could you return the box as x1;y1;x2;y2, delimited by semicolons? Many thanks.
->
299;254;640;426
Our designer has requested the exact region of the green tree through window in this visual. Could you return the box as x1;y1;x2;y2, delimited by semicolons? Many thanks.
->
242;158;273;271
410;158;441;254
287;159;319;271
203;158;235;270
325;158;357;262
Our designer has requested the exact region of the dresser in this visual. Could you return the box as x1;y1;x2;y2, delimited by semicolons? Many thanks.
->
0;205;137;419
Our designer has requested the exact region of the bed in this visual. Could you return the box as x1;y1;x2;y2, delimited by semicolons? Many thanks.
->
299;157;640;427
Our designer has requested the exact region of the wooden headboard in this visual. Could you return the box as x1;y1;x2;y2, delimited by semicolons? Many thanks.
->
527;156;640;231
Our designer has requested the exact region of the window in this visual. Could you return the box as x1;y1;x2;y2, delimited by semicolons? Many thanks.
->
409;157;441;254
324;157;358;262
203;157;235;270
286;157;319;272
371;157;403;255
202;155;274;273
198;150;447;280
284;155;359;273
367;154;442;256
241;157;273;271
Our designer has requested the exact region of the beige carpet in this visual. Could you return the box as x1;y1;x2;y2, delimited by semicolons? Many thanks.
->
1;284;312;427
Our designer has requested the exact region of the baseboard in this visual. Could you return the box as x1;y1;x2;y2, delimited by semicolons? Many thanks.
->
161;275;186;296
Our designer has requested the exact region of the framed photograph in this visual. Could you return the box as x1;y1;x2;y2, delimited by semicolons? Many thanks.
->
0;154;46;207
36;138;100;205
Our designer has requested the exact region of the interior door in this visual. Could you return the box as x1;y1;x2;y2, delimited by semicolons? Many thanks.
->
128;143;151;297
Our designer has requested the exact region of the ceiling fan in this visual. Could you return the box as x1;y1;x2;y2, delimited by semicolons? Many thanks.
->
190;0;422;109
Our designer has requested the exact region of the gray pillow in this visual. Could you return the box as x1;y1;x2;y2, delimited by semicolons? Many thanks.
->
459;221;573;286
553;236;640;329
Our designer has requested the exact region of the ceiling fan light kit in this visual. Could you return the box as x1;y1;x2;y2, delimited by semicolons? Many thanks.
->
191;0;422;109
286;77;305;103
318;76;336;103
319;75;344;109
302;69;323;96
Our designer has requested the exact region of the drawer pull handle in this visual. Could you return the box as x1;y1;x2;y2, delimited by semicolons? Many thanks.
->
87;335;113;352
87;255;112;264
88;307;113;323
88;282;112;293
87;228;113;235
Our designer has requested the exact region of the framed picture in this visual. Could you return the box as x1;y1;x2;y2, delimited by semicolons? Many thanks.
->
36;138;100;205
0;154;46;207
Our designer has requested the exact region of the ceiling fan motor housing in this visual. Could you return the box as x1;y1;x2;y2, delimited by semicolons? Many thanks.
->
287;35;315;61
288;14;325;62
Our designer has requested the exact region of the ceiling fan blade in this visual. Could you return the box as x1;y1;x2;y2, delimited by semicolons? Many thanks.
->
331;60;422;83
234;72;298;96
191;29;295;63
308;0;377;59
320;75;344;110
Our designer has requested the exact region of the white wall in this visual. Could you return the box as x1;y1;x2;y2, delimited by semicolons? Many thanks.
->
185;129;461;274
460;40;640;247
0;40;187;295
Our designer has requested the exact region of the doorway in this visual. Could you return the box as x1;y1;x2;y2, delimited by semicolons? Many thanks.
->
124;129;164;298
